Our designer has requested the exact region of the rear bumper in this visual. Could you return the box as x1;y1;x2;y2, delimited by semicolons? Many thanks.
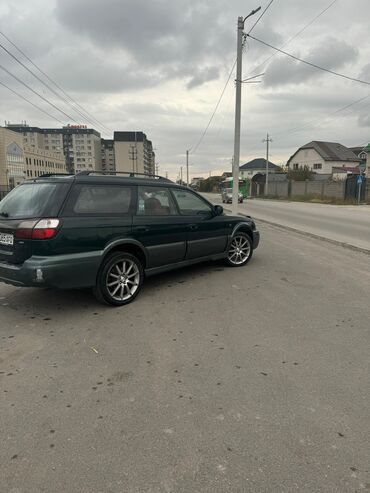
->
0;251;101;289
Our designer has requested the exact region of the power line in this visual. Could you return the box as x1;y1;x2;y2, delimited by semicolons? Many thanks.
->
247;33;370;87
0;30;111;133
189;58;237;154
0;41;81;123
247;0;338;76
275;93;370;138
247;0;276;35
0;79;65;124
0;63;76;121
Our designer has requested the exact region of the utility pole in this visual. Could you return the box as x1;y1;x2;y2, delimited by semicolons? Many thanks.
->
232;16;244;216
180;166;183;185
263;133;272;195
186;150;189;187
232;8;261;215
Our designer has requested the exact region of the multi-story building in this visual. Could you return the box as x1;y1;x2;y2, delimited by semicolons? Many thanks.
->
6;123;102;174
24;146;66;179
114;131;155;175
0;127;66;195
0;127;25;192
101;139;116;173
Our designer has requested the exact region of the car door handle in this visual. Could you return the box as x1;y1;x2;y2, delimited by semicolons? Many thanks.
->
135;227;150;232
188;224;199;230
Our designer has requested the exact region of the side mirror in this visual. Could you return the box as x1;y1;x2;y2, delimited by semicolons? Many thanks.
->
213;205;224;216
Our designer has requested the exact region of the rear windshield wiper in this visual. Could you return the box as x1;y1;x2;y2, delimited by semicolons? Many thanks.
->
0;212;9;218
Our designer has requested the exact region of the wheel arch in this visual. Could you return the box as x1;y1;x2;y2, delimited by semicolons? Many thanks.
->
231;222;253;240
101;240;148;269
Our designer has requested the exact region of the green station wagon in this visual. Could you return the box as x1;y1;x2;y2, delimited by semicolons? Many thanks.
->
0;173;260;306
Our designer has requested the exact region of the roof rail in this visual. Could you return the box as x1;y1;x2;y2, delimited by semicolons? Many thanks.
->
38;173;75;178
76;170;172;182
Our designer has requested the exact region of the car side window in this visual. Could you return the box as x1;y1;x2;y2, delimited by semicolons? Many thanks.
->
137;186;177;216
172;189;213;215
67;185;132;214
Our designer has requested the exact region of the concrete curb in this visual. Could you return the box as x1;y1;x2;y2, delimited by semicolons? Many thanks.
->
221;205;370;256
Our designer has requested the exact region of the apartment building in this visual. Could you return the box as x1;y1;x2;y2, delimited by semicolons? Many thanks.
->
114;131;155;175
6;123;102;174
101;139;116;173
0;127;25;191
24;146;66;179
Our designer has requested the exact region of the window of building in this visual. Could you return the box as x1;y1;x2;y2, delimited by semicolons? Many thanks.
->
313;163;322;170
293;163;299;170
137;187;177;216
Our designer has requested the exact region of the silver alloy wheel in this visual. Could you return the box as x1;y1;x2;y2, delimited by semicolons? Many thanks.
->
106;259;140;301
228;235;251;265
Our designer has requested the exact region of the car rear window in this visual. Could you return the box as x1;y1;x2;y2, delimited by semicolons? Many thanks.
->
65;185;132;215
0;182;70;219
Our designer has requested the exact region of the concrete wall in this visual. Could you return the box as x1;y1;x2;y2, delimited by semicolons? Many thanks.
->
268;181;289;197
270;179;346;200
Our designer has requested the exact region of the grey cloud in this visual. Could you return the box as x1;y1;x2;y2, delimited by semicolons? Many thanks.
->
54;0;231;87
187;66;220;90
264;37;358;87
359;62;370;81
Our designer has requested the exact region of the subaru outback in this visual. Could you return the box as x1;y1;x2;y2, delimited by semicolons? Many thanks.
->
0;172;260;306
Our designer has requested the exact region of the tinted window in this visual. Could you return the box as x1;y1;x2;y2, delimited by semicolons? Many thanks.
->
69;185;132;214
172;189;213;215
0;183;69;219
137;187;177;215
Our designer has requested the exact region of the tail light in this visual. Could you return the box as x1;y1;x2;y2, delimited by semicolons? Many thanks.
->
16;219;60;240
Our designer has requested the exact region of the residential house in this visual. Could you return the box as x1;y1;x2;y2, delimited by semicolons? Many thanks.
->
350;144;369;175
239;158;280;178
287;141;361;174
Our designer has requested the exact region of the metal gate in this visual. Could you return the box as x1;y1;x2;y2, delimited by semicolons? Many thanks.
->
345;175;366;201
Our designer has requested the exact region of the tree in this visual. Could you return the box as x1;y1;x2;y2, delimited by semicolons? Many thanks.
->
287;165;314;181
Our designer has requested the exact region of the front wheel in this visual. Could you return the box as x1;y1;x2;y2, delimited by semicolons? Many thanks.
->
93;252;144;306
225;232;253;267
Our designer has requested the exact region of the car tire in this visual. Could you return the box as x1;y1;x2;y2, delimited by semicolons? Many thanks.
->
93;252;144;306
225;231;253;267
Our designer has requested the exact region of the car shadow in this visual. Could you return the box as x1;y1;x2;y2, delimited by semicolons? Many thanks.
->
2;260;228;315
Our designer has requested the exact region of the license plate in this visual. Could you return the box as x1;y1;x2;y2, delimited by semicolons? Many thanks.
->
0;233;14;246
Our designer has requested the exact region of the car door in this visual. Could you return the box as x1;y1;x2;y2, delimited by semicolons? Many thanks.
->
132;185;187;268
171;188;231;260
57;183;134;255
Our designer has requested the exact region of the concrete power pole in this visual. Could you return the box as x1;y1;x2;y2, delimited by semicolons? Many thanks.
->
231;9;260;214
186;150;189;187
232;16;244;216
263;133;272;195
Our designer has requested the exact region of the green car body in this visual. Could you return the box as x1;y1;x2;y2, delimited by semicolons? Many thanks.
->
0;174;260;305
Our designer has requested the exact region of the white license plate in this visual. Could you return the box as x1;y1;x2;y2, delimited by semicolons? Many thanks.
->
0;233;14;246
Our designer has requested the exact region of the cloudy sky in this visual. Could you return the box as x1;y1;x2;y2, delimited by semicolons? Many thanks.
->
1;0;370;179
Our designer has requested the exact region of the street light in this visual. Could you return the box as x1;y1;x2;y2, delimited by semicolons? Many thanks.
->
232;6;261;216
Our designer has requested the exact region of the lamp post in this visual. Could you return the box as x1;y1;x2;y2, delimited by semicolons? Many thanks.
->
232;7;261;215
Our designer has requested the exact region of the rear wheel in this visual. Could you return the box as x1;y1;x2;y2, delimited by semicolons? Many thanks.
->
225;232;253;267
93;252;144;306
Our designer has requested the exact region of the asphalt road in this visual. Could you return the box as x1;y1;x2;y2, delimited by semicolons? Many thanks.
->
1;224;370;492
204;193;370;252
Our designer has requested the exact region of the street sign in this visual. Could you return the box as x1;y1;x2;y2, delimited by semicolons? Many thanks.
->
357;175;363;185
